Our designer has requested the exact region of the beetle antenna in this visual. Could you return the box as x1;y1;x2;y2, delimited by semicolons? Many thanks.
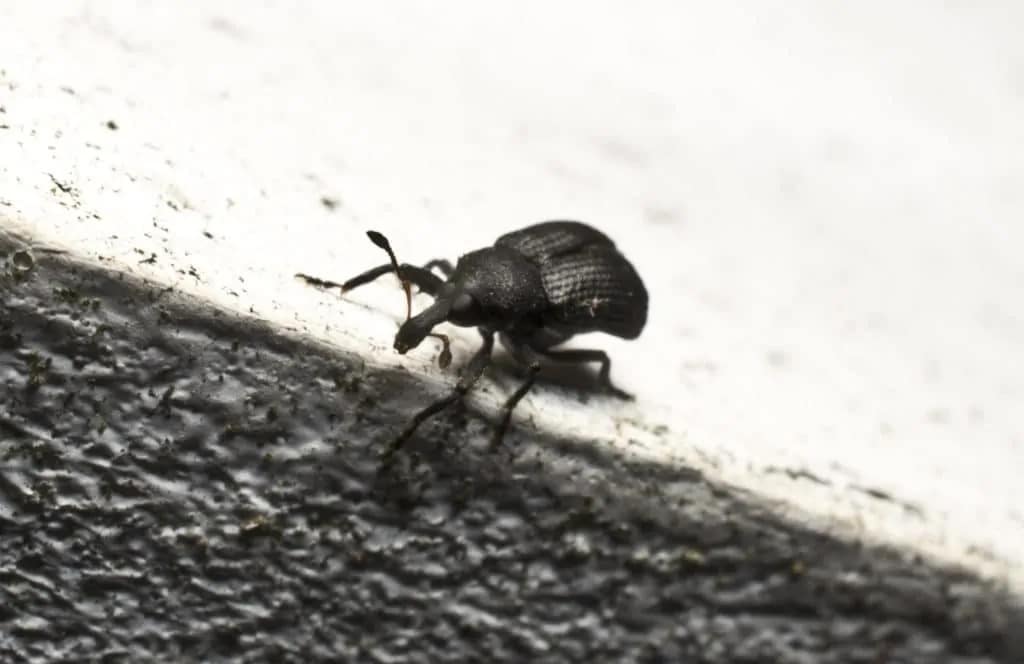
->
367;230;452;369
366;230;413;321
432;333;452;368
364;229;411;319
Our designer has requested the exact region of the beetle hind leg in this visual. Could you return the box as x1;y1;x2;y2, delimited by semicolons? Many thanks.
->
536;348;634;401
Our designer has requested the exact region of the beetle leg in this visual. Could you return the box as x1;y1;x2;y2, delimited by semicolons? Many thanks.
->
487;338;550;448
535;348;634;400
491;361;541;449
382;330;494;460
422;259;455;277
292;273;347;290
296;262;444;296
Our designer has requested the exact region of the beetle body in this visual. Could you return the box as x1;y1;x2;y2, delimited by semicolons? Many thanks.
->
493;221;648;341
397;221;647;354
296;220;648;455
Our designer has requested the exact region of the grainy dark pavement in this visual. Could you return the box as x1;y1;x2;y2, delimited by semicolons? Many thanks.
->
2;236;1022;663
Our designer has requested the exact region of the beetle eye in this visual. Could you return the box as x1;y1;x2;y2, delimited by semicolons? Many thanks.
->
450;292;475;315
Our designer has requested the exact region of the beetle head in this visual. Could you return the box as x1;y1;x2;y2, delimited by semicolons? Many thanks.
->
365;234;543;362
364;230;453;367
393;297;450;354
395;246;546;352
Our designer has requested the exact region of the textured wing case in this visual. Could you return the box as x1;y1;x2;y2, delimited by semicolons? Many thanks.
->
496;221;615;261
496;221;648;339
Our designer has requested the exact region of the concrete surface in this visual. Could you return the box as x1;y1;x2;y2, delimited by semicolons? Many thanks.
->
1;2;1023;662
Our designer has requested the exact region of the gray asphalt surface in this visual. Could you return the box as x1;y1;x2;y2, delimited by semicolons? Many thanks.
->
3;236;1022;663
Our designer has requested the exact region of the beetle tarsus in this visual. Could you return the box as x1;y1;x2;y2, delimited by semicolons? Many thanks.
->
295;273;346;290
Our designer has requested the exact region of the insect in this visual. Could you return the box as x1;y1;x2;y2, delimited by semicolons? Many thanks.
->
296;220;648;456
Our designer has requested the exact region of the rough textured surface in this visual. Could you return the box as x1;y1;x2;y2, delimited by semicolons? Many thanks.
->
2;236;1022;663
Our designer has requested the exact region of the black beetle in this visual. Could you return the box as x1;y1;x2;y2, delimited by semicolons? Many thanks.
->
296;220;648;455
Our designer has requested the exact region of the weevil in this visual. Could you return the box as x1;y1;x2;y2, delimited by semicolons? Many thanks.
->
296;220;648;456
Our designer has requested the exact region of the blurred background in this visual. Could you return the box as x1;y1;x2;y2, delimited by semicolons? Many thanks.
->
3;1;1023;581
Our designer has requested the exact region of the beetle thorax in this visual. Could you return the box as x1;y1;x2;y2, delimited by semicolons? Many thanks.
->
447;246;547;328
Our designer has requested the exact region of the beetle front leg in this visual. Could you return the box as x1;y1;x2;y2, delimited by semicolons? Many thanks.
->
382;330;495;461
342;262;446;295
296;262;444;297
294;262;442;295
536;348;634;400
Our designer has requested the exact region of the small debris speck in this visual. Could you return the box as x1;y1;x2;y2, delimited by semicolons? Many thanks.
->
47;173;73;194
320;196;340;211
105;120;119;130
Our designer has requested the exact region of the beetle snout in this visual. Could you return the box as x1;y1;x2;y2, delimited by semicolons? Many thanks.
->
392;298;451;356
393;322;424;355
